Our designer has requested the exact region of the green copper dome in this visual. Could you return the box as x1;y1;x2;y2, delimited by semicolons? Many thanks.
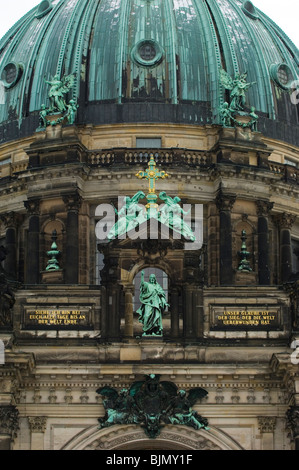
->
0;0;298;144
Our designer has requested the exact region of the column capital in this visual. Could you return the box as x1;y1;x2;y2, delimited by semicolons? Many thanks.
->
256;200;274;217
286;405;299;440
24;199;40;216
0;211;22;229
258;416;277;433
274;213;296;229
215;190;236;212
63;192;82;212
0;406;19;439
28;416;47;433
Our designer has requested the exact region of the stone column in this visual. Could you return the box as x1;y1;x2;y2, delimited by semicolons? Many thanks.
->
0;212;21;280
63;193;82;284
28;417;47;450
256;201;273;285
275;213;296;284
124;285;134;337
170;287;180;338
286;406;299;450
216;190;236;285
183;285;194;338
24;199;40;285
100;251;121;340
0;406;19;450
258;416;276;450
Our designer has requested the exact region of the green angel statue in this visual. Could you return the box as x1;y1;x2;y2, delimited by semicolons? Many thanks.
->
45;73;75;113
219;69;255;112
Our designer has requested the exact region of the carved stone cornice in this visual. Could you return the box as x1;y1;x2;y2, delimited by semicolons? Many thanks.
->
63;192;82;213
258;416;276;433
0;406;19;438
24;199;40;216
274;213;296;230
256;200;274;217
28;416;47;433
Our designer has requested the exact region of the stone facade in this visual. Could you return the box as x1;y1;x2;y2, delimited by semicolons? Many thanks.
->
0;0;299;452
0;121;298;451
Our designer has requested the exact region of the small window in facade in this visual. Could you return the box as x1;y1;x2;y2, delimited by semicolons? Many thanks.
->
136;138;162;148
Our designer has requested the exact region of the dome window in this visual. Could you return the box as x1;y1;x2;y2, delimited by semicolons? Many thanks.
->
1;62;23;89
270;63;294;90
131;40;164;68
35;0;53;19
241;1;259;20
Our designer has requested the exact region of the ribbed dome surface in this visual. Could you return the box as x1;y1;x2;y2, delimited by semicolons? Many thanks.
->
0;0;298;144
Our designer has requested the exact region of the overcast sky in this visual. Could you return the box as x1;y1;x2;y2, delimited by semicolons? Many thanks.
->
0;0;298;47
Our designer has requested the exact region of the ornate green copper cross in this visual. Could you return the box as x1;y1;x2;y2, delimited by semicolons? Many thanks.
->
136;154;168;208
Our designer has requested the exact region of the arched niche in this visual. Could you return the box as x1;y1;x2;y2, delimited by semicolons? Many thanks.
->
232;218;257;285
61;424;244;451
40;218;65;273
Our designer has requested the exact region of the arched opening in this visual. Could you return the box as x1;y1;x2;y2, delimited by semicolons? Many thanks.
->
61;424;244;451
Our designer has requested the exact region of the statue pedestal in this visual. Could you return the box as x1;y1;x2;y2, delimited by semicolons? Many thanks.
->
41;269;64;284
235;270;257;285
234;113;252;126
138;334;163;341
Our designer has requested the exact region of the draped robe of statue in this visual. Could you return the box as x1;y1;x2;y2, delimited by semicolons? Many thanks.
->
137;272;168;336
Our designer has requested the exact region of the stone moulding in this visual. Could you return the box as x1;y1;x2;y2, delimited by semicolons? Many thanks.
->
61;423;243;451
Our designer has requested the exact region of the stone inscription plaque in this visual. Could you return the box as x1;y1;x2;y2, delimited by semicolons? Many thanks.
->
23;307;93;329
210;306;281;330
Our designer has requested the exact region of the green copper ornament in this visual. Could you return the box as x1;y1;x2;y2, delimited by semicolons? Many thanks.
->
46;230;61;271
238;230;252;272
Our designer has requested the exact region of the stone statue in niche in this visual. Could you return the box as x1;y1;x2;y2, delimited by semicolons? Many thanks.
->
137;271;169;337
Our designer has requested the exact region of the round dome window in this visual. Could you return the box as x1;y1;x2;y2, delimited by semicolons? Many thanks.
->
1;62;23;89
270;63;294;90
131;40;164;67
241;1;259;20
35;0;53;19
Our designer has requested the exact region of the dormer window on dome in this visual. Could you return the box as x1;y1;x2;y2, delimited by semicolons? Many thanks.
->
241;1;259;20
270;63;295;90
131;40;164;68
1;62;23;89
35;0;53;19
